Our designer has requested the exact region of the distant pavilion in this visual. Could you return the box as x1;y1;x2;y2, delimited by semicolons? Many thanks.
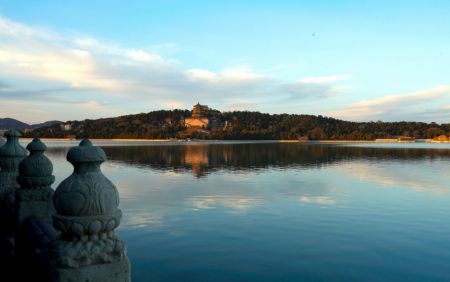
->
184;103;210;129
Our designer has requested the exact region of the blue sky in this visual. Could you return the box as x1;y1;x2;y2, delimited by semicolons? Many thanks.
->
0;0;449;123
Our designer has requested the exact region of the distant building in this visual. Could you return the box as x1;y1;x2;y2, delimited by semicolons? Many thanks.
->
61;123;72;131
433;135;449;142
184;103;210;129
375;136;415;143
375;138;398;143
397;136;414;142
164;117;173;125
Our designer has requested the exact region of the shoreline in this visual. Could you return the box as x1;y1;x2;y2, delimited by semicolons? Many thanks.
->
20;138;376;142
19;138;450;144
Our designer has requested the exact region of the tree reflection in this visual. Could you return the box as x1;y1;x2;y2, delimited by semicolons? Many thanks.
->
74;143;450;177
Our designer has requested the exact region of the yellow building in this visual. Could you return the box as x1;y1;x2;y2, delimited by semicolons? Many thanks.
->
185;103;209;129
433;135;449;142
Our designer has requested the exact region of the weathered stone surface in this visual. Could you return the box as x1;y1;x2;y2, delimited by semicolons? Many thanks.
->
0;130;28;170
21;216;59;255
51;258;130;282
50;139;130;281
54;139;119;216
18;138;54;182
0;191;15;238
16;138;55;227
0;130;27;237
16;216;59;281
0;130;27;194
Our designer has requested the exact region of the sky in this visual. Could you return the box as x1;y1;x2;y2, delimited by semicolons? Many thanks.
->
0;0;449;124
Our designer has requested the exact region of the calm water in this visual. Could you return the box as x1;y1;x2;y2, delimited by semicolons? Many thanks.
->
37;141;450;281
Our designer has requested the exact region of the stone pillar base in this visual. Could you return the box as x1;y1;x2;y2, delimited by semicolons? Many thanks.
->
16;198;54;226
16;187;54;216
50;258;131;282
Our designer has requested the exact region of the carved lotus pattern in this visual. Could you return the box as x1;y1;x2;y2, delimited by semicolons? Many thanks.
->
54;173;119;216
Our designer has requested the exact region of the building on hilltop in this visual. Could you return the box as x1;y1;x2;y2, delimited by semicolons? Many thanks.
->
180;103;225;138
60;123;72;131
184;103;210;129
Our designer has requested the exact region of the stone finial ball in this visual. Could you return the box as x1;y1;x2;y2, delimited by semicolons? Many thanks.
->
0;129;27;158
66;138;107;164
54;139;119;216
18;138;53;178
4;129;21;138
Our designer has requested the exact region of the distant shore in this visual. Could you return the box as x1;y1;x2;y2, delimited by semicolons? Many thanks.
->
19;138;450;144
20;138;375;142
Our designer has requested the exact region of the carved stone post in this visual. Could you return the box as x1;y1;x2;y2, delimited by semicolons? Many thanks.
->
0;130;27;238
16;138;55;227
50;139;130;282
0;130;28;195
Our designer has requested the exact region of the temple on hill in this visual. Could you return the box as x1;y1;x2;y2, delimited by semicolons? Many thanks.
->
184;103;210;129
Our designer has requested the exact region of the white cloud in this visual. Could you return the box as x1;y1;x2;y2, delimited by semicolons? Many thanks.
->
2;16;450;124
220;66;266;81
82;100;102;109
300;74;352;84
0;16;55;39
125;49;161;62
331;85;450;121
0;15;350;122
186;66;266;83
0;34;120;90
186;68;218;81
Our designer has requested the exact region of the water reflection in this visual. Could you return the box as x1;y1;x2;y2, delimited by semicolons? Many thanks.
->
39;142;450;281
184;146;209;177
336;161;449;194
187;195;264;212
92;143;450;177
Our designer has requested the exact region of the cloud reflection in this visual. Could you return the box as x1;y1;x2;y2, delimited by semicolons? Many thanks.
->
299;196;336;205
336;161;449;195
187;195;264;212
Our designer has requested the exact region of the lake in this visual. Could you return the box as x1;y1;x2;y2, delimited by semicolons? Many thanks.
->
38;141;450;281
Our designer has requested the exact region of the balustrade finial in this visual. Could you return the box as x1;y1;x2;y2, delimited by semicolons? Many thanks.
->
16;138;55;226
18;138;54;186
50;138;130;281
0;130;28;191
0;129;27;240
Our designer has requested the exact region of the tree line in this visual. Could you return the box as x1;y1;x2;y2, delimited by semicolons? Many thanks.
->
25;109;450;140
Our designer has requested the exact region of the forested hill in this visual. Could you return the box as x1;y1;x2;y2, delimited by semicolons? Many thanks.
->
0;118;62;131
25;109;450;140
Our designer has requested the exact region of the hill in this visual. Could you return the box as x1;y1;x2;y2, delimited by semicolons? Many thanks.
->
24;109;450;140
0;118;63;131
0;118;30;131
29;120;64;130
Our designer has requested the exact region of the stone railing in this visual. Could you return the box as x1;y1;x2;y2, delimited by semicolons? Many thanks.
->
0;130;131;281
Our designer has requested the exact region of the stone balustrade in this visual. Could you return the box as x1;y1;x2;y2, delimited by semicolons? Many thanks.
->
0;130;27;241
0;130;27;196
16;138;55;227
0;132;131;282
